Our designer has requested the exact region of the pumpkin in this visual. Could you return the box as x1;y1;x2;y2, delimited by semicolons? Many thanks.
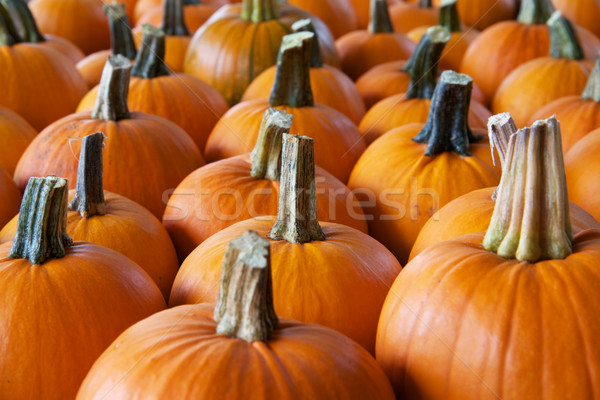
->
552;0;600;38
492;12;594;127
135;0;217;32
163;108;368;262
335;0;416;81
0;176;165;400
183;0;339;105
205;32;365;183
349;71;500;263
77;230;395;399
76;3;137;88
0;107;36;176
0;4;87;130
242;19;365;124
171;133;401;354
454;0;516;30
288;0;357;38
133;0;229;23
78;25;228;153
389;0;437;33
376;116;600;399
14;55;204;218
0;167;20;229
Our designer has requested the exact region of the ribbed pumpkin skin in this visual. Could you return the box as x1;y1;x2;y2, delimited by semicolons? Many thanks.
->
288;0;357;38
163;154;368;261
389;2;437;33
13;112;205;218
409;187;600;260
0;241;166;400
205;100;365;183
76;304;396;400
76;50;113;89
565;129;600;223
492;58;593;127
170;218;401;354
0;107;37;176
135;3;218;32
242;64;365;124
77;75;229;152
0;44;88;131
553;0;600;38
377;230;600;399
0;169;21;229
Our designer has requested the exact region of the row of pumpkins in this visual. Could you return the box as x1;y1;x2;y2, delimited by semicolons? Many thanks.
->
1;0;600;398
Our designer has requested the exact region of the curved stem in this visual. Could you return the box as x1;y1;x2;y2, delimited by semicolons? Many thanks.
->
548;11;584;60
369;0;394;34
439;0;461;32
105;2;137;59
292;19;323;68
250;108;293;181
403;26;450;100
161;0;189;37
413;70;480;156
517;0;554;25
483;116;573;262
0;2;21;46
5;0;44;42
92;54;132;121
582;57;600;102
132;25;169;78
68;132;107;218
270;32;314;108
241;0;280;23
214;230;278;343
9;177;73;265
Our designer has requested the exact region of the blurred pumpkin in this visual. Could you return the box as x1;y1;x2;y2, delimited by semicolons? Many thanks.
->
288;0;358;38
389;0;437;33
0;167;21;229
135;0;217;31
0;107;37;175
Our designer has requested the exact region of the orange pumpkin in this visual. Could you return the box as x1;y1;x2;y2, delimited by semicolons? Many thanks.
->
133;0;229;23
171;134;401;354
135;0;217;32
288;0;358;38
453;0;516;30
14;55;204;218
205;32;365;183
0;167;21;229
389;0;437;33
0;107;37;176
553;0;600;38
164;108;367;262
0;176;165;400
78;25;228;152
349;71;500;263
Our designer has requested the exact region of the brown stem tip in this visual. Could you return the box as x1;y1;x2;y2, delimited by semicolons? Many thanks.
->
250;108;293;181
69;132;107;217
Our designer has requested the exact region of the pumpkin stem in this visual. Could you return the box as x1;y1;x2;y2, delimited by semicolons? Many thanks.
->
439;0;461;32
241;0;280;23
162;0;189;36
292;19;323;68
184;0;200;4
582;57;600;102
419;0;432;7
270;32;314;108
517;0;554;25
270;134;325;243
132;25;169;78
483;116;573;262
250;108;293;181
214;230;278;343
488;112;517;169
413;70;479;156
105;2;137;59
403;26;450;100
5;0;45;42
547;11;583;60
0;2;21;46
369;0;394;34
9;177;73;265
68;132;107;218
92;54;132;121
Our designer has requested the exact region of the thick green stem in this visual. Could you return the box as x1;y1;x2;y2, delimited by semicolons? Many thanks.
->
4;0;44;42
162;0;189;36
68;132;107;218
548;11;584;60
105;2;137;59
132;25;169;79
582;57;600;102
517;0;554;25
270;32;314;108
0;2;20;46
214;230;278;343
369;0;394;34
413;70;480;156
483;116;573;262
403;26;450;100
241;0;280;23
92;54;132;121
292;19;323;68
9;177;73;265
250;108;293;181
439;0;461;32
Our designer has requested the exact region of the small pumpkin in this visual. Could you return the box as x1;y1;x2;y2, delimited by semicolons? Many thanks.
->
0;107;37;176
552;0;600;38
0;167;21;229
389;0;437;33
133;0;228;23
135;0;217;32
288;0;358;38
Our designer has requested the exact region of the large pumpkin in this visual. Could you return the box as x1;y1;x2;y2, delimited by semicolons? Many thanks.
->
0;107;37;176
0;167;21;229
288;0;357;38
389;0;437;34
0;176;165;400
14;55;204;218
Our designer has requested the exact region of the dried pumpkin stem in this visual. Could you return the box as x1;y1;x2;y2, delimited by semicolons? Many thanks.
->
292;19;323;68
369;0;394;33
250;108;293;181
270;134;325;243
241;0;280;23
105;2;137;59
68;132;107;217
403;26;450;100
419;0;432;7
548;11;583;60
439;0;461;32
162;0;189;36
0;2;21;46
214;230;278;343
132;25;169;78
5;0;45;42
517;0;554;25
184;0;200;4
9;177;73;265
92;54;132;121
412;70;479;156
582;57;600;102
488;112;517;169
483;116;573;262
270;32;314;108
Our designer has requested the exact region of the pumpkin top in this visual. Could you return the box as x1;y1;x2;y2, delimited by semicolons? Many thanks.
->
582;57;600;102
439;0;461;33
92;54;132;121
9;177;73;265
292;19;323;68
488;112;517;170
162;0;189;37
6;0;46;43
241;0;280;23
369;0;394;34
250;108;293;181
0;3;21;46
483;116;573;262
105;2;137;59
547;11;584;60
517;0;554;25
132;25;169;79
